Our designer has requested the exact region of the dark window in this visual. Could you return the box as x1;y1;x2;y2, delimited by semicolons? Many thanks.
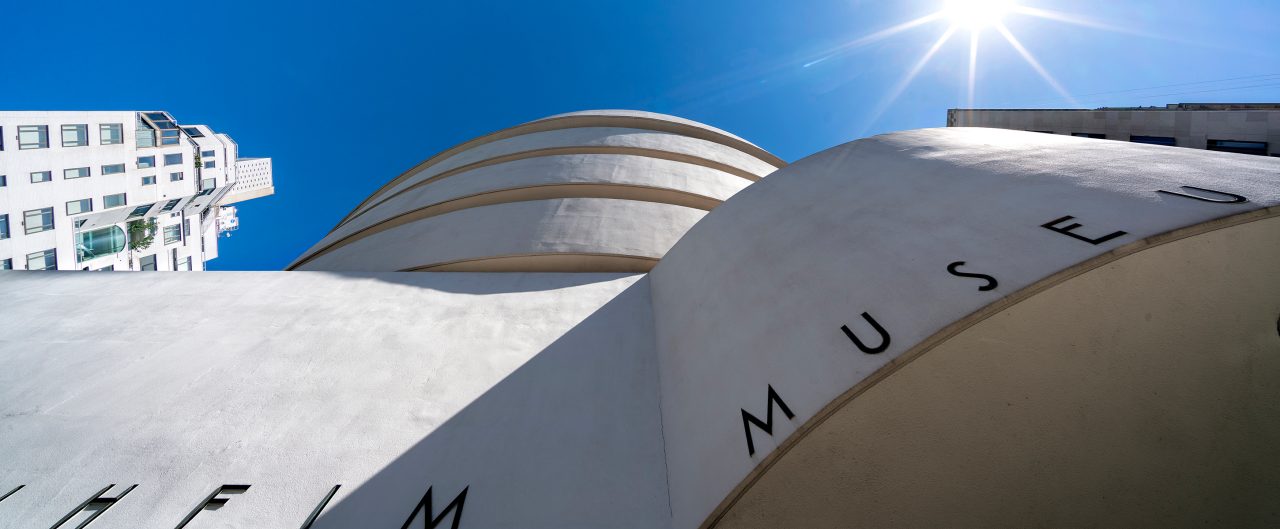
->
160;199;182;212
101;163;126;175
128;204;155;219
164;153;183;165
0;258;11;270
1072;133;1105;139
30;171;52;183
0;214;8;239
164;224;182;244
66;198;93;215
139;254;157;271
183;127;205;138
1207;139;1268;156
1131;135;1176;146
201;150;215;157
138;155;155;168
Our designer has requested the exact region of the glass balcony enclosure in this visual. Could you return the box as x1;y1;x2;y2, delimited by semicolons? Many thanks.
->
76;225;126;262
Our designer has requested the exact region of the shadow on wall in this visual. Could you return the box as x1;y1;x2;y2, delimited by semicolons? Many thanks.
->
317;270;646;295
311;277;673;529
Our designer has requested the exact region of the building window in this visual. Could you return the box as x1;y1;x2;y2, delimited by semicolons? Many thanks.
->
1072;133;1105;139
64;167;91;180
160;129;180;146
1207;139;1268;156
30;171;52;184
184;127;205;138
141;175;156;186
27;249;57;270
66;198;93;216
0;214;8;239
18;125;49;149
164;224;182;244
101;163;126;175
139;254;157;271
24;207;55;234
100;123;124;145
138;155;155;168
61;124;89;147
164;153;183;165
104;193;128;209
96;264;115;271
205;160;217;169
1131;135;1176;146
0;126;4;150
128;204;154;219
76;225;127;262
160;198;182;213
0;259;11;270
201;178;217;191
0;174;6;187
170;172;184;182
201;150;215;157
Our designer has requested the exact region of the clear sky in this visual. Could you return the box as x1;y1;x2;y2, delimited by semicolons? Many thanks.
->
4;0;1277;270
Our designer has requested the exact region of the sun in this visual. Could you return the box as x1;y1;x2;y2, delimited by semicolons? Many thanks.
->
944;0;1015;31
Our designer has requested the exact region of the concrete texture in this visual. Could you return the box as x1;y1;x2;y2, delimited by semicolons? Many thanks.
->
2;127;1278;528
294;111;783;272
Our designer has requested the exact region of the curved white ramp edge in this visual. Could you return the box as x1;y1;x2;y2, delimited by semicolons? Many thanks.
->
649;127;1280;528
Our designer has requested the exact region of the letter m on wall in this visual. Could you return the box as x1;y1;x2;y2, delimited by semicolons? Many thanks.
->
400;486;468;529
741;385;796;457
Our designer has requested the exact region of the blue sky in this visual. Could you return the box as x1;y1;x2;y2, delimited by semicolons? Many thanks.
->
4;0;1277;270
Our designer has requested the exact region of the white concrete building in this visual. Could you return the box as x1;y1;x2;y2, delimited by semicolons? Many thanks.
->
1;112;1278;529
948;102;1280;156
0;111;274;271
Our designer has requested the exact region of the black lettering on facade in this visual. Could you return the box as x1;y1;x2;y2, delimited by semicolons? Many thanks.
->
50;484;137;528
0;485;22;504
741;385;796;457
299;485;341;529
841;312;891;354
400;486;469;529
946;261;998;291
1040;215;1127;245
175;484;250;529
1157;185;1247;204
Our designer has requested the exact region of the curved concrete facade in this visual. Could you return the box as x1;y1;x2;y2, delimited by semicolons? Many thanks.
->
291;111;784;271
2;125;1278;529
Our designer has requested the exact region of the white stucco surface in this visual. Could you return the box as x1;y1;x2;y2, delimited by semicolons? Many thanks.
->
648;127;1280;528
0;272;667;528
299;154;750;266
2;127;1277;529
349;127;775;221
297;198;706;271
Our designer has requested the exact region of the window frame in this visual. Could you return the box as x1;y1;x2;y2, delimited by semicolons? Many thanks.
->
139;254;157;271
26;249;58;271
163;224;182;245
163;153;184;166
23;207;55;234
100;123;124;145
61;124;89;147
66;198;93;216
18;125;49;149
170;171;184;182
103;193;128;209
141;175;156;186
30;171;52;184
64;167;91;180
0;258;11;270
101;163;126;175
0;214;9;240
137;155;156;169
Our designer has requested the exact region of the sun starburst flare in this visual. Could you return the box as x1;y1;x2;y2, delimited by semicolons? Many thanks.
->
826;0;1129;130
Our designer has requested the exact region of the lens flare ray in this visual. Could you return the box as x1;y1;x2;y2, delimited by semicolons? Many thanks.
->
866;25;961;129
994;22;1078;105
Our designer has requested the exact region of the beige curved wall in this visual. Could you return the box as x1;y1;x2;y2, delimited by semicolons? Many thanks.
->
294;111;783;272
714;215;1280;529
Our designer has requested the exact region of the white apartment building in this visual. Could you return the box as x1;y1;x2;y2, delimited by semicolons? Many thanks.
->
0;111;274;271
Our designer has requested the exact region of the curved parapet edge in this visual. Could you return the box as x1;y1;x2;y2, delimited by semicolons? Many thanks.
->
647;127;1280;528
330;111;787;231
